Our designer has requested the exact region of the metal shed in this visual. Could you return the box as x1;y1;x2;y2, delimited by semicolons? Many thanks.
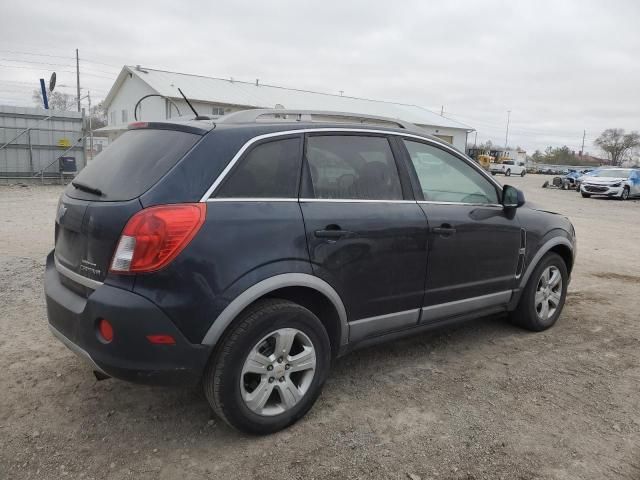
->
0;105;85;183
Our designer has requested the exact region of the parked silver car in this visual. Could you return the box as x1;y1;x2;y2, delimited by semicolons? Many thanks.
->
580;168;640;200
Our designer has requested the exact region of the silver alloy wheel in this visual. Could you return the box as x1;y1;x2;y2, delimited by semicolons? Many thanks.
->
240;328;316;416
535;265;563;322
622;188;629;200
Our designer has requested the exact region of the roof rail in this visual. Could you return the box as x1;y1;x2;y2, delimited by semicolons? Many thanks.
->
216;109;420;131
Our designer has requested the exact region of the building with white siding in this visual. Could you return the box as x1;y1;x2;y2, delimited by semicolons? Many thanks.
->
99;65;473;150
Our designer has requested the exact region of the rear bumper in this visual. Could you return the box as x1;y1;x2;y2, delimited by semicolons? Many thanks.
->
44;251;210;385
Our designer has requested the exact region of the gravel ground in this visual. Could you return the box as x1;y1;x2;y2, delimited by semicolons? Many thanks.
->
1;175;639;480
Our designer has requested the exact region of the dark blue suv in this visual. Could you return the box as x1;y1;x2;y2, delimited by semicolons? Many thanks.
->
45;110;576;434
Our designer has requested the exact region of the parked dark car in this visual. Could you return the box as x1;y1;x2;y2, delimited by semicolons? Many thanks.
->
45;110;576;434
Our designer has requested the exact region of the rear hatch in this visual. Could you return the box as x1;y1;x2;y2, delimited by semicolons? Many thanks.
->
54;127;202;286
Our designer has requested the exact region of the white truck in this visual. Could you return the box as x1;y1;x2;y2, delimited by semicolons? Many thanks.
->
489;160;526;177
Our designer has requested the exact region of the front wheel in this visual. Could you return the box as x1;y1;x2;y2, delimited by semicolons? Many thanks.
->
520;170;526;177
581;192;591;198
203;299;331;434
510;252;568;331
620;187;630;200
505;169;511;177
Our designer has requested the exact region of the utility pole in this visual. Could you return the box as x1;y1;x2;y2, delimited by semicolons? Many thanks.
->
76;49;81;112
440;105;444;116
580;129;586;157
88;91;93;161
504;110;511;149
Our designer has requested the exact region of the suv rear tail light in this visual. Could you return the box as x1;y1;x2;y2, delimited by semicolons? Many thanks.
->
110;203;206;273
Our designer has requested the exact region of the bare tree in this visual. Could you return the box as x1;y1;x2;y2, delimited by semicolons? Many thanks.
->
89;100;107;129
594;128;640;166
32;89;75;111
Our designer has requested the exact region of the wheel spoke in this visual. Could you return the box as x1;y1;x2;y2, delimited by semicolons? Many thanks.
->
534;290;545;307
548;291;561;307
541;267;550;285
242;351;271;375
276;378;303;409
539;299;549;320
549;269;561;288
287;346;316;373
244;379;274;412
274;329;297;358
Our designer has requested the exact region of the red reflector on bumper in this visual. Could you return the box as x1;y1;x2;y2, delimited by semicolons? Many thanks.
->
98;318;114;343
146;334;176;345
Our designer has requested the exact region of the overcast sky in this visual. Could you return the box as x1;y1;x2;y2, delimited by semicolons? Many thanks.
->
1;0;638;153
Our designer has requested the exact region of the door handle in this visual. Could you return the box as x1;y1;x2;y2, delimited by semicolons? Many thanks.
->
431;224;457;236
314;225;353;239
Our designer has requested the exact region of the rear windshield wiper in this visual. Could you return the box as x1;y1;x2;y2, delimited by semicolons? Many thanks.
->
71;180;103;196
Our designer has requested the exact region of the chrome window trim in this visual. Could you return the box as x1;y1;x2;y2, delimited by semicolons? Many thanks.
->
417;200;503;208
199;128;503;202
55;256;103;290
206;198;298;202
299;198;416;204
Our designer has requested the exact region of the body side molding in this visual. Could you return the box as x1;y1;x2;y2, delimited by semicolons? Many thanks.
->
201;273;349;347
349;308;420;343
421;290;512;323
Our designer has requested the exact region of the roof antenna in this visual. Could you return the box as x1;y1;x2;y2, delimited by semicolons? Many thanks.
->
178;87;200;118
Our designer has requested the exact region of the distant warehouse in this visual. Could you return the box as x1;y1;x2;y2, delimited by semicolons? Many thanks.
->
97;65;473;150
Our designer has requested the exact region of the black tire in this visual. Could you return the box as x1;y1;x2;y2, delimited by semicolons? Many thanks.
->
505;169;511;177
510;252;568;331
491;172;496;176
620;187;630;200
520;170;526;177
581;192;591;198
203;298;331;435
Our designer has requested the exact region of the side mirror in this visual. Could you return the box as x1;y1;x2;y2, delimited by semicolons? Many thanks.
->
502;185;525;208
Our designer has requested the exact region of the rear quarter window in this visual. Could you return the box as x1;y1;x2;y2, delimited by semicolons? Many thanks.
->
66;129;200;201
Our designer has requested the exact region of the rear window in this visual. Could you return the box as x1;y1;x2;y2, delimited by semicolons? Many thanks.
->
67;129;200;201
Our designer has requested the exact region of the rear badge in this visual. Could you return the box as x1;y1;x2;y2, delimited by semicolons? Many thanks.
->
79;259;102;279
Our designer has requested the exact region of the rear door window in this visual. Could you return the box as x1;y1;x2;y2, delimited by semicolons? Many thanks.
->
67;129;200;201
215;137;302;198
305;135;403;200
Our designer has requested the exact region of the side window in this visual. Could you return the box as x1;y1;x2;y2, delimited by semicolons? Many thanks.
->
403;140;499;204
306;135;403;200
216;137;301;198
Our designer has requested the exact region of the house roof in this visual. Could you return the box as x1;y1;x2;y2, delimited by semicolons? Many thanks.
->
104;66;472;131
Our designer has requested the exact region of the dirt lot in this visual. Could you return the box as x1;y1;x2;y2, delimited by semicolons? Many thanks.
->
1;175;639;480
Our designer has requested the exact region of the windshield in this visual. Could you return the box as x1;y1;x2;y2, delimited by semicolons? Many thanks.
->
593;169;631;178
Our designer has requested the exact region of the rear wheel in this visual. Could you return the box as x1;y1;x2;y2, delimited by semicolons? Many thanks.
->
505;169;511;177
510;252;568;331
203;299;331;434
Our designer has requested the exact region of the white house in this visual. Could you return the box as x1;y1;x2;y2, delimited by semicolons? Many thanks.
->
98;65;473;150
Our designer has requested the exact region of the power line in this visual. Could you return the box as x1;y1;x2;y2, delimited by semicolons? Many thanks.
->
0;57;117;77
0;63;115;80
0;49;121;69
